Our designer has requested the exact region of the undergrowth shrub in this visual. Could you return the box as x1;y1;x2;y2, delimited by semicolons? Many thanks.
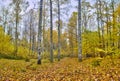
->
25;58;30;62
91;58;102;67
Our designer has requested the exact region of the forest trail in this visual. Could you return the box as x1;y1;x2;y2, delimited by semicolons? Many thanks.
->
0;57;120;81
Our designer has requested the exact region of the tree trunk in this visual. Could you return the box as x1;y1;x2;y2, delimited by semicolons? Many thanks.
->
58;0;61;61
105;3;109;51
15;7;18;56
50;0;53;63
78;0;82;61
99;0;105;49
29;10;32;56
96;0;101;49
37;0;43;64
43;0;46;53
111;0;115;47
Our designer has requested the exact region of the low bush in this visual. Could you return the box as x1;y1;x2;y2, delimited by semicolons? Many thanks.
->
91;58;102;67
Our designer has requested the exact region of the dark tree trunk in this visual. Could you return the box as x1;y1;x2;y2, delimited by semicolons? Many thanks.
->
50;0;53;63
105;3;109;51
58;0;61;61
43;1;46;53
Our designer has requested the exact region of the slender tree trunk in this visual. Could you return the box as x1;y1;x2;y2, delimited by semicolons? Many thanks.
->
99;0;105;49
43;0;46;53
29;11;32;56
58;0;61;61
4;15;7;34
50;0;53;63
78;0;82;61
15;7;18;56
97;0;101;48
105;3;109;51
112;0;115;47
2;8;7;33
37;0;43;64
32;11;35;55
32;34;35;55
3;8;5;32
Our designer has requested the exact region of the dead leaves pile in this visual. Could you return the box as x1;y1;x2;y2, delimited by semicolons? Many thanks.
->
0;57;120;81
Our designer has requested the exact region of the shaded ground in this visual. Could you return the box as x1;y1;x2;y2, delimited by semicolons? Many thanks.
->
0;57;120;81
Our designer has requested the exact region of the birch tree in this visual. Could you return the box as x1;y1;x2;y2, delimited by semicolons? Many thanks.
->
37;0;43;64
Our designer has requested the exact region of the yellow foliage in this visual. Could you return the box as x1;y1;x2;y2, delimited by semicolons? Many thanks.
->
0;26;14;55
117;4;120;16
0;26;30;59
17;46;29;58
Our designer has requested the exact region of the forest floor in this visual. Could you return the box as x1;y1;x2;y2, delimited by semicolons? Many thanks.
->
0;57;120;81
